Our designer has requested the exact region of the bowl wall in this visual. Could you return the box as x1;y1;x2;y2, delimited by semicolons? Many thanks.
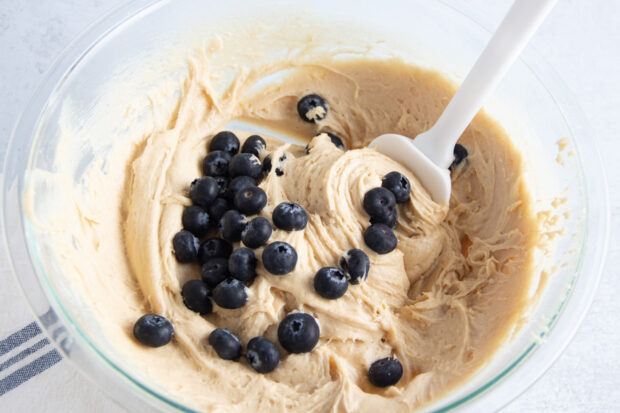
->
3;0;609;411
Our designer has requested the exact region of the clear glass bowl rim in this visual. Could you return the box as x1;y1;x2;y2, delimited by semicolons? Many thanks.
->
2;0;610;411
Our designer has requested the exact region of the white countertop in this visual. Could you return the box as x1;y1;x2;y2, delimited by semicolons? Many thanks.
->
1;0;618;411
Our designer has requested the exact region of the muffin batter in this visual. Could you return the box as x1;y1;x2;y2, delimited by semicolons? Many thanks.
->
27;53;537;411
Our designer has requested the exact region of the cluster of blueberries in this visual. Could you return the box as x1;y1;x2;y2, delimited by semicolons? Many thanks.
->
130;93;476;388
308;170;414;301
133;129;322;373
170;130;306;312
361;171;411;255
360;142;469;256
207;311;320;374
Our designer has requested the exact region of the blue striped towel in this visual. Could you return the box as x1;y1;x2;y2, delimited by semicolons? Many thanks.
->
0;253;121;411
0;321;62;396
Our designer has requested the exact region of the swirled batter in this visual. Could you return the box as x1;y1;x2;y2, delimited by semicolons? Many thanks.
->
28;53;537;411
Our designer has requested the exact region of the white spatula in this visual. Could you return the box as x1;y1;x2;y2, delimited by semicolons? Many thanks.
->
370;0;557;203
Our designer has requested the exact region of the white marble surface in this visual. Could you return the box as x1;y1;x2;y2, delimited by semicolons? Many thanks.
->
0;0;618;411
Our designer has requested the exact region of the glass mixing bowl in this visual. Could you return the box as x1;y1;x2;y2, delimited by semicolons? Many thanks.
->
2;0;609;411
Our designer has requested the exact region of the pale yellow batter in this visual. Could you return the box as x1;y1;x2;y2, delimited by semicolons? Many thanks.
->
28;54;537;411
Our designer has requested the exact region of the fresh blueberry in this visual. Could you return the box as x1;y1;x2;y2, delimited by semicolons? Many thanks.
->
202;150;231;176
382;171;411;203
189;177;219;207
226;176;257;201
339;249;370;284
313;267;348;299
364;224;398;254
234;186;267;215
182;206;209;237
219;210;247;243
133;314;174;347
241;217;272;248
246;337;279;374
172;230;199;263
363;187;396;222
208;328;242;360
325;132;345;150
212;278;247;309
241;135;266;158
277;312;320;353
207;197;231;227
368;357;403;387
200;258;230;288
229;153;262;180
369;208;397;228
262;242;298;275
209;131;240;155
272;202;308;231
450;143;468;170
181;280;212;315
197;237;232;265
297;94;328;123
262;154;272;173
213;176;229;197
274;154;286;176
228;247;257;282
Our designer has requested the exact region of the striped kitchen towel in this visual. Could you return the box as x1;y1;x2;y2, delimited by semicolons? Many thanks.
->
0;244;121;411
0;321;63;396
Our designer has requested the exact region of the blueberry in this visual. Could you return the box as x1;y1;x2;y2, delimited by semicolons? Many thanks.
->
297;94;328;123
241;217;272;249
209;131;240;155
219;210;247;243
262;155;272;173
229;153;262;180
181;279;212;314
212;278;247;309
274;154;286;176
272;202;308;231
234;186;267;215
172;230;199;262
450;143;468;170
197;237;232;265
368;357;403;387
202;150;231;176
277;312;320;353
313;267;348;299
363;187;396;222
213;176;229;197
364;224;398;254
208;328;242;360
200;258;230;288
226;176;257;201
262;241;297;275
246;337;279;374
228;247;257;282
133;314;174;347
241;135;266;158
189;177;219;207
369;208;397;228
339;249;370;285
182;206;210;237
207;198;231;227
382;171;411;203
325;132;345;150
